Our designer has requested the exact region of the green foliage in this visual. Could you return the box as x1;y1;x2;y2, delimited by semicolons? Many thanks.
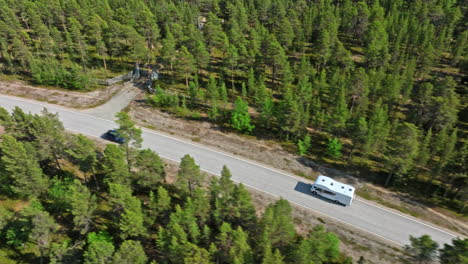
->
292;225;340;264
176;155;205;196
84;232;115;264
30;58;93;90
384;122;420;186
326;138;342;158
0;134;48;198
231;97;254;133
101;144;130;185
404;235;439;264
0;106;354;263
439;238;468;264
108;183;146;239
297;135;311;156
134;148;165;189
68;180;97;234
112;240;148;264
147;87;180;108
260;199;296;250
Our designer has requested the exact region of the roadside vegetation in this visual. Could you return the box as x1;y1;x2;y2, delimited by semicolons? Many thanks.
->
0;108;361;263
1;0;465;215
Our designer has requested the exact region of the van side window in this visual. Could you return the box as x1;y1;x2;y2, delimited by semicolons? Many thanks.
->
322;190;336;196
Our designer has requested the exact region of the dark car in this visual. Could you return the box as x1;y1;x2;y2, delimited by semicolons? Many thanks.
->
104;130;126;143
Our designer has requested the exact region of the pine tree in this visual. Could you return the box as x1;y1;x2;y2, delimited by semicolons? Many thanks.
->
176;154;204;196
101;144;130;186
260;199;295;249
326;138;343;158
297;135;311;156
262;243;284;264
417;128;432;168
115;111;142;173
0;134;48;198
247;68;256;97
227;44;239;90
134;148;165;189
112;240;148;264
109;183;146;239
30;109;66;168
30;209;59;264
83;232;115;264
384;122;420;186
161;28;177;79
439;238;468;264
176;46;196;88
66;134;97;181
259;94;275;129
291;225;340;264
67;17;87;70
405;235;439;264
68;179;96;235
347;117;368;160
193;40;210;71
148;185;171;223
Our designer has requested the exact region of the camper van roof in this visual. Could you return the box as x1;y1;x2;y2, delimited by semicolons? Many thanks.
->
315;175;355;196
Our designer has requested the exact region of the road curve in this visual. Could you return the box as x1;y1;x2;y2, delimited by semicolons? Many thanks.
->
0;94;461;247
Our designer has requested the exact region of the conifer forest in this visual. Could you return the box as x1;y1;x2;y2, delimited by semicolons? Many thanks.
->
0;0;467;263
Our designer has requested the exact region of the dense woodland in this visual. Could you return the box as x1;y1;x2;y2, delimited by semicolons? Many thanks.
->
0;108;467;264
0;1;467;213
0;107;359;263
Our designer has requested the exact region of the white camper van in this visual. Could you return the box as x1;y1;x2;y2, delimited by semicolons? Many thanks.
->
310;175;355;206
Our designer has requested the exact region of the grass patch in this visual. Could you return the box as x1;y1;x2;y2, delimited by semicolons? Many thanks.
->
191;137;201;142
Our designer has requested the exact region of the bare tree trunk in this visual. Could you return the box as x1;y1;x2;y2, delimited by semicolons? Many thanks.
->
347;143;356;161
384;169;395;187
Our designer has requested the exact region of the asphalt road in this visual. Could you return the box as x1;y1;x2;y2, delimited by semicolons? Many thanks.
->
0;94;461;247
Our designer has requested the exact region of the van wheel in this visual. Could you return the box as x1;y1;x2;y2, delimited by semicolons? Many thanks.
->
312;191;317;195
334;200;339;204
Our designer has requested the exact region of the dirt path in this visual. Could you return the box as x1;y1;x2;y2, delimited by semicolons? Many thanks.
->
81;83;140;119
0;80;128;109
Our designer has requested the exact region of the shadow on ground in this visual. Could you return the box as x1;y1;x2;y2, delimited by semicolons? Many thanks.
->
294;181;345;207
